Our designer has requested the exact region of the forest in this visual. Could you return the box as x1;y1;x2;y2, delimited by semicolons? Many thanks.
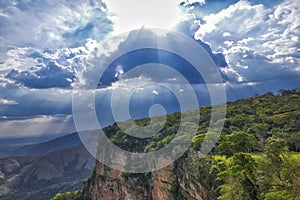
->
53;89;300;200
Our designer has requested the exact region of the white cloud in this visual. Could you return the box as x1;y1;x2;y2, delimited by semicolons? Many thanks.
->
152;90;159;95
0;74;17;88
0;115;75;137
181;0;205;6
76;33;128;89
1;38;109;89
114;65;124;79
0;98;18;105
193;0;300;82
105;76;152;91
103;0;182;34
195;1;267;48
0;0;113;57
0;47;39;71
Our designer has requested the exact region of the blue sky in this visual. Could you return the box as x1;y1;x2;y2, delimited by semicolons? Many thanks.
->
0;0;299;137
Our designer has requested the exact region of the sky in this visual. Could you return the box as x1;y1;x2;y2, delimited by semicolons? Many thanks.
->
0;0;299;137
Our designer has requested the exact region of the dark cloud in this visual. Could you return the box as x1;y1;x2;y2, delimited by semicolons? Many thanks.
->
5;61;76;89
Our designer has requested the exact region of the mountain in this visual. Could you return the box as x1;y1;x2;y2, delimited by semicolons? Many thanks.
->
13;132;82;157
80;89;300;200
0;144;95;200
0;133;68;158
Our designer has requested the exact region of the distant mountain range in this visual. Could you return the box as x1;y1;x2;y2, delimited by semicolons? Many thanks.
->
13;133;82;157
0;133;69;158
0;133;95;200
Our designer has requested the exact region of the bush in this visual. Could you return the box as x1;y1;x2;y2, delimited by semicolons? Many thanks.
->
51;191;82;200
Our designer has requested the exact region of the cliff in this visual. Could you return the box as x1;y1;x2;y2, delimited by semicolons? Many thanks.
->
83;150;216;200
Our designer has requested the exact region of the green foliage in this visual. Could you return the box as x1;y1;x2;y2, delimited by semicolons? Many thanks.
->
264;190;293;200
265;136;288;162
192;132;220;153
247;123;269;134
218;153;259;200
216;131;259;157
51;191;82;200
223;90;300;141
218;136;300;200
283;132;300;151
102;90;300;156
192;134;205;151
258;136;300;199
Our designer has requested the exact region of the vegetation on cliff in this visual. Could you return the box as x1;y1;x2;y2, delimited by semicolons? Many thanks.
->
51;191;82;200
54;89;300;199
103;89;300;154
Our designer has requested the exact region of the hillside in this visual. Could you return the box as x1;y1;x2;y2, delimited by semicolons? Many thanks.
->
76;89;300;200
0;144;95;200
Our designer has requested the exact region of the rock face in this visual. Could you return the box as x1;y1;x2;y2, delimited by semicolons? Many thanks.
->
84;161;151;200
151;164;175;200
83;154;215;200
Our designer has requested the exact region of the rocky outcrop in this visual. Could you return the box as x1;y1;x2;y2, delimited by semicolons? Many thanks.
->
151;164;175;200
83;161;151;200
83;153;215;200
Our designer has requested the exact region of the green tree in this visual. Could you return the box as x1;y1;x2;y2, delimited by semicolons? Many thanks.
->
286;132;300;151
258;136;300;199
192;132;219;151
218;153;259;200
217;131;259;157
192;133;205;151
